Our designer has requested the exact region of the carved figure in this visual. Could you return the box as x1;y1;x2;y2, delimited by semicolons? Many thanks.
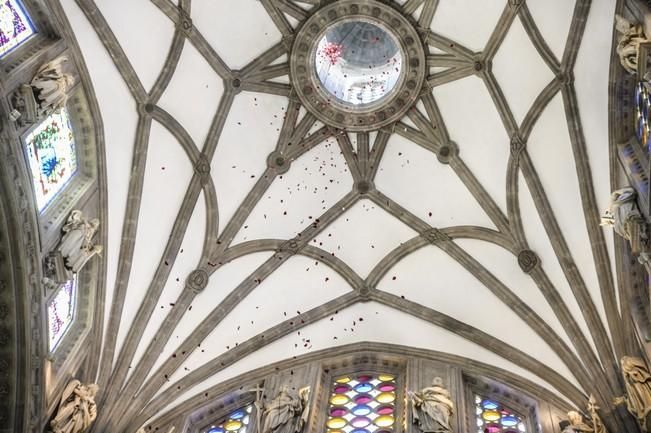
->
50;380;98;433
601;188;650;261
615;356;651;432
408;377;454;433
587;395;607;433
615;15;649;74
256;386;310;433
31;56;75;115
59;210;101;273
561;411;593;433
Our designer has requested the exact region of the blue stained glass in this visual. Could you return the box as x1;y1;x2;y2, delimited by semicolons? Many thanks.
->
230;410;245;420
24;107;78;211
476;395;525;433
204;405;252;433
352;405;372;416
353;382;373;393
0;0;35;58
482;400;499;410
327;373;397;432
48;278;76;350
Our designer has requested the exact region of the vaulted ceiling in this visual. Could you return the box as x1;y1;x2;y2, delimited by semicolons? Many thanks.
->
59;0;621;431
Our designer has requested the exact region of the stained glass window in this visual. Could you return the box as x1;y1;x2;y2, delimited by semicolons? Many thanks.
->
326;373;397;433
48;278;76;351
475;395;526;433
205;405;252;433
24;107;78;211
0;0;35;58
636;81;651;152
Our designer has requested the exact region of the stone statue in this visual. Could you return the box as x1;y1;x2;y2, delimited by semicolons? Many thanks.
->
31;56;75;115
408;377;454;433
46;210;102;283
615;14;649;74
59;210;101;272
601;188;650;267
561;411;593;433
587;395;607;433
615;356;651;432
256;386;310;433
49;379;98;433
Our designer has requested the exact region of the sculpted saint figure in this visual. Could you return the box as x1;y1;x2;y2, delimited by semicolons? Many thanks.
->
615;14;649;74
615;356;651;432
601;188;649;259
408;377;454;433
561;411;593;433
58;210;101;273
31;56;75;115
256;386;310;433
50;380;99;433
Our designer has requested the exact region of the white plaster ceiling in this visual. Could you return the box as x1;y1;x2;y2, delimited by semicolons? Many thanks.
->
60;0;620;430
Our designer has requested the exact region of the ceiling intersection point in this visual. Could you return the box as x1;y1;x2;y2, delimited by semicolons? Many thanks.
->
517;250;540;274
436;141;459;165
176;7;193;37
510;134;526;159
421;228;452;245
186;268;210;294
225;72;243;94
194;153;211;185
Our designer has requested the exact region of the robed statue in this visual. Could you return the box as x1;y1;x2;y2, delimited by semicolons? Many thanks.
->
561;411;593;433
256;386;310;433
615;356;651;432
601;188;651;267
408;377;454;433
50;380;99;433
59;210;102;273
615;14;649;74
31;56;75;115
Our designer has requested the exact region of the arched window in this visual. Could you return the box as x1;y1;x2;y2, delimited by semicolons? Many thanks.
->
23;106;78;212
205;404;253;433
0;0;36;58
47;276;76;351
475;395;526;433
326;373;398;432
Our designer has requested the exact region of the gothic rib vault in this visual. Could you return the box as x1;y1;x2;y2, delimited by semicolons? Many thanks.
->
58;0;624;431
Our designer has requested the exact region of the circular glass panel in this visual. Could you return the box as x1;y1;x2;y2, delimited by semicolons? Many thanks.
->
315;20;403;106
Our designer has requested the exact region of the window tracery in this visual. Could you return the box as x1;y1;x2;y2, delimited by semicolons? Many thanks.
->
325;373;397;433
0;0;35;58
24;106;78;211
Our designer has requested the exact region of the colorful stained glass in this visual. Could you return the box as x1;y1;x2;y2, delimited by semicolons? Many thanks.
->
24;107;78;211
48;278;76;350
475;395;526;433
205;405;252;433
636;81;651;152
326;373;398;433
0;0;35;58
